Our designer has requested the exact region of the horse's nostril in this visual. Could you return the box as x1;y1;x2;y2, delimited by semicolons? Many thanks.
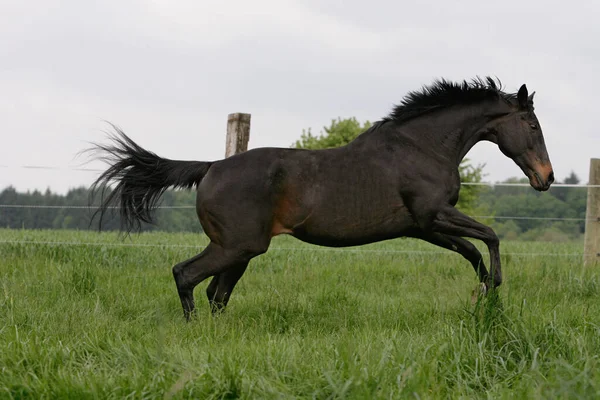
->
548;171;555;185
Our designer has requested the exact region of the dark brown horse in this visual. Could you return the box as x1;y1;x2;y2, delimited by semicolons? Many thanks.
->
91;77;554;319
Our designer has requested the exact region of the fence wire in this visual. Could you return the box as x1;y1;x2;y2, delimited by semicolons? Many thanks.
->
0;239;587;257
1;164;599;187
1;165;596;249
0;204;594;222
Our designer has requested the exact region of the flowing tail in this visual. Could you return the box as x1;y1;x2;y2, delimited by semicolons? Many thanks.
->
89;126;212;232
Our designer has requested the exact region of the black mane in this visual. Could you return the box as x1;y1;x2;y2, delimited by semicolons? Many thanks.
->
386;77;517;123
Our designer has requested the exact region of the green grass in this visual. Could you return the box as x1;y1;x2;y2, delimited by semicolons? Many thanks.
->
0;229;598;399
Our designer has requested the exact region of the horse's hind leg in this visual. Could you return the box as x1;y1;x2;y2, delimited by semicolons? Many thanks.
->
206;263;249;314
172;242;264;320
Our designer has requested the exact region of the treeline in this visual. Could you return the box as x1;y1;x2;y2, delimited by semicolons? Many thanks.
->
0;186;201;233
0;170;588;241
480;172;586;242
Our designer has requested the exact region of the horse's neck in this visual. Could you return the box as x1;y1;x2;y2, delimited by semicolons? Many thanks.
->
390;105;496;166
455;121;492;163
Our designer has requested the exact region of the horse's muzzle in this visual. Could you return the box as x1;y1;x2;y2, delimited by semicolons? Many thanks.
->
531;169;554;191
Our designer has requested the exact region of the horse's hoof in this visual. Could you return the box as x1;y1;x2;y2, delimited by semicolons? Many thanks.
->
471;282;488;304
480;282;488;296
208;299;228;316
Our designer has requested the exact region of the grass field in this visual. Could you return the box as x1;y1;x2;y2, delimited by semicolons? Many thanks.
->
1;229;599;399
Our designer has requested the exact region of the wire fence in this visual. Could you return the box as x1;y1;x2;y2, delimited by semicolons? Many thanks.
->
0;165;103;172
2;164;599;188
0;239;588;257
0;163;595;257
0;165;596;221
0;204;594;222
0;204;193;209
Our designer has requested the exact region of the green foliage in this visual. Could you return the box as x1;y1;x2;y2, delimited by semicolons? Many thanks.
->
484;171;587;241
1;229;599;398
457;158;488;216
293;117;372;149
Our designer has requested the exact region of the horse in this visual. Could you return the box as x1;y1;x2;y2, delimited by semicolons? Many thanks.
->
90;77;554;320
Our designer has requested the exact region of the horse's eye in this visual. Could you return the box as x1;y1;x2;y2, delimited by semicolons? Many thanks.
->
530;123;538;130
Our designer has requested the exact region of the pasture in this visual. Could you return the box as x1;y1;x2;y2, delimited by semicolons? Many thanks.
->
1;229;599;399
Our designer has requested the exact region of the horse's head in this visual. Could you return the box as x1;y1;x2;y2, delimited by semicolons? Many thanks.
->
488;84;554;191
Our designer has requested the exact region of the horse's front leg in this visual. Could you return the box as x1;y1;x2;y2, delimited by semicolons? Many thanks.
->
410;231;490;284
422;205;501;289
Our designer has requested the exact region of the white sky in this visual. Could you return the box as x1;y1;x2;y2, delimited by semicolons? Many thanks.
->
1;0;598;193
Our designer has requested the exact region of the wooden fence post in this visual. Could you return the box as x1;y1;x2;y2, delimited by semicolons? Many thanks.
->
225;113;251;157
584;158;600;266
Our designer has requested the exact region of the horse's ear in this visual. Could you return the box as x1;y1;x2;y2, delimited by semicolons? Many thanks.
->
528;91;536;103
517;84;528;109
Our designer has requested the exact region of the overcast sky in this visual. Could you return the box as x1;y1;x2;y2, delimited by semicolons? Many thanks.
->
1;0;598;194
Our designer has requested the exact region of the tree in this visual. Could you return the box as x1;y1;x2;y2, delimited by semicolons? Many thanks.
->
293;117;372;150
479;174;587;241
292;117;487;215
554;171;580;202
457;159;489;217
564;171;580;185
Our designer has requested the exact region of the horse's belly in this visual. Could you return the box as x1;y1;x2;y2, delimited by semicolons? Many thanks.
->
290;203;415;247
